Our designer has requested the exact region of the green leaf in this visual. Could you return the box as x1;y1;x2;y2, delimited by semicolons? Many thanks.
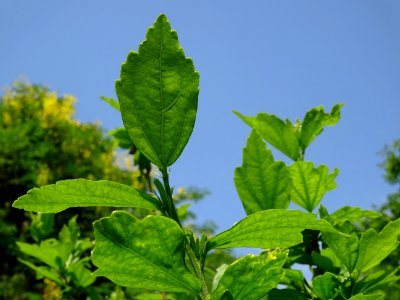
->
234;130;292;214
17;240;62;270
18;259;63;286
289;161;339;212
355;218;400;273
29;213;54;242
354;267;400;295
327;206;382;225
266;289;308;300
213;249;287;300
299;104;343;150
321;226;359;273
208;209;326;250
92;211;201;294
348;293;385;300
13;179;160;213
100;96;120;111
108;127;133;149
312;272;341;300
234;111;300;161
116;14;199;168
68;257;96;288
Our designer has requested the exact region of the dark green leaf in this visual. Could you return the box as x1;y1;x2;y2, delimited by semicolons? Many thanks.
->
299;104;343;150
92;211;201;294
289;161;338;212
234;130;291;214
213;249;287;300
312;272;341;300
266;288;308;300
321;226;359;273
208;209;328;250
355;218;400;272
116;14;199;168
12;179;160;213
234;111;300;161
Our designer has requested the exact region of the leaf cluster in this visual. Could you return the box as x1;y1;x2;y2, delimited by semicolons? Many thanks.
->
11;14;400;300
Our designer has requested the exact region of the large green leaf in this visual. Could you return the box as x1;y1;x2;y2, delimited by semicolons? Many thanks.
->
355;218;400;273
116;14;199;168
92;211;201;294
208;209;327;250
234;130;292;214
234;111;300;161
289;161;338;212
12;179;159;213
213;249;287;300
298;104;343;150
348;293;385;300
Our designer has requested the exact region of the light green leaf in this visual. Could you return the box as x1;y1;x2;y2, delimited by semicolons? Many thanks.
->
354;267;400;295
18;259;63;285
17;240;62;270
68;257;96;288
213;249;287;300
92;211;201;294
116;14;199;168
312;272;341;300
234;130;292;214
299;104;343;150
289;161;339;212
355;218;400;273
328;206;382;225
234;111;300;161
208;209;326;250
100;96;120;111
348;293;385;300
13;179;159;213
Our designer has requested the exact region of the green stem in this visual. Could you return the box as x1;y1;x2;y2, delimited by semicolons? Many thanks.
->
186;243;211;300
161;168;211;299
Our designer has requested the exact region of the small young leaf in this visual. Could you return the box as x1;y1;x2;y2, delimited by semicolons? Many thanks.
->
355;218;400;273
12;179;160;213
17;240;62;271
289;161;338;212
208;209;327;250
234;130;292;214
298;104;343;150
17;259;63;286
100;96;120;111
312;272;341;300
234;111;300;161
108;127;133;149
213;249;287;300
92;211;201;294
116;14;199;168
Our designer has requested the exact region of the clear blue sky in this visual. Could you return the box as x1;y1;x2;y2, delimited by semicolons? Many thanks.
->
1;1;400;234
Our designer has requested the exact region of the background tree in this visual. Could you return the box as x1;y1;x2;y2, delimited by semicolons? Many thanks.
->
0;80;139;299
